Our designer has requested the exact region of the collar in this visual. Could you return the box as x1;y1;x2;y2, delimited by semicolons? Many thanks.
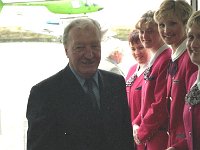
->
69;64;99;88
171;39;187;62
148;44;169;67
191;69;200;90
197;69;200;90
106;57;117;65
135;63;149;77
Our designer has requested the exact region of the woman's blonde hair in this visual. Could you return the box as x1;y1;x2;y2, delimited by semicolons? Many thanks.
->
135;10;156;30
186;10;200;31
154;0;193;25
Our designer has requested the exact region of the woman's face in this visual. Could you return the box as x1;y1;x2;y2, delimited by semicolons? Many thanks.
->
158;15;186;50
129;41;149;65
138;22;163;51
187;23;200;66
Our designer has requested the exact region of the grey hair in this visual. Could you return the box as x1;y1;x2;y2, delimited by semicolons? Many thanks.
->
62;18;102;46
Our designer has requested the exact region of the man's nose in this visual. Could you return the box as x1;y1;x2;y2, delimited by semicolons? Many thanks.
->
84;46;94;58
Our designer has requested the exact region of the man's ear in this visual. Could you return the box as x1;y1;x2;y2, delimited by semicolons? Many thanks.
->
65;48;69;58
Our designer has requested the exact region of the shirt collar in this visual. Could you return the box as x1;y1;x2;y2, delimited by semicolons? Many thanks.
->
197;69;200;90
135;63;148;76
69;64;99;88
148;44;169;67
171;39;187;62
106;57;117;65
191;69;200;90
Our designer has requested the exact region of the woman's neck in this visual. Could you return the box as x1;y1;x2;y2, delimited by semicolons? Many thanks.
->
171;36;186;53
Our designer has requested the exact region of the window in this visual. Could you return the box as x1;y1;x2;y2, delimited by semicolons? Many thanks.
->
0;0;195;149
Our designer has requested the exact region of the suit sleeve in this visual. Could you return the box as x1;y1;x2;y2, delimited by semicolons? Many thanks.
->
26;86;63;150
119;77;135;149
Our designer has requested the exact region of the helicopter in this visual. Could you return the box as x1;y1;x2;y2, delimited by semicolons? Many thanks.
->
0;0;103;14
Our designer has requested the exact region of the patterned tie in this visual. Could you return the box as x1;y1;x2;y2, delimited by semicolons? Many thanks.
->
126;74;137;87
168;60;178;77
85;79;99;109
144;67;151;81
185;84;200;105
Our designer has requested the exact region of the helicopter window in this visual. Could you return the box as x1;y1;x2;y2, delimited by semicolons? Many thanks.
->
84;0;95;6
71;0;81;8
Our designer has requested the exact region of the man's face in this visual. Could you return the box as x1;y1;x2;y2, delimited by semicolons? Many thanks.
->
112;50;123;64
65;26;101;78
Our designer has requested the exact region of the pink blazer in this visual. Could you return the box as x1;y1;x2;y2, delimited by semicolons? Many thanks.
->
166;50;198;149
134;48;171;150
126;64;144;124
183;71;200;150
126;64;146;150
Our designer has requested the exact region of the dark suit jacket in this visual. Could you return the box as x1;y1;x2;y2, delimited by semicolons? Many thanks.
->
26;64;134;150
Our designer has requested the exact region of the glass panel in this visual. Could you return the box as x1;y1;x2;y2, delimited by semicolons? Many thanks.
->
0;0;194;149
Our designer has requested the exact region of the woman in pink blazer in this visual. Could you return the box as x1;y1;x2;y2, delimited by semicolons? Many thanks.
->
183;10;200;150
126;29;150;150
132;10;171;150
154;1;198;149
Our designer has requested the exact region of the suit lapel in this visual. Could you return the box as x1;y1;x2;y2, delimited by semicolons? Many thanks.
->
60;65;90;107
62;65;103;111
98;71;113;113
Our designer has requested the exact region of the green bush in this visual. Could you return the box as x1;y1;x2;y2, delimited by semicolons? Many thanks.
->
112;27;132;41
0;27;59;42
